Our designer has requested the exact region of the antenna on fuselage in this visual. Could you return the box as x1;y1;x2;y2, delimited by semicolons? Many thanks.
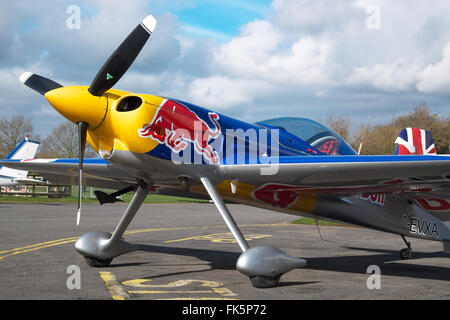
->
314;217;325;241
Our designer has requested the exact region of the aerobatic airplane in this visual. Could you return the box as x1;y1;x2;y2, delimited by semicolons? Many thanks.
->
3;15;449;288
0;137;44;186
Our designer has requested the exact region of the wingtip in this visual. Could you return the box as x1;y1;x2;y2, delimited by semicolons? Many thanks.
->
19;72;33;84
141;15;157;33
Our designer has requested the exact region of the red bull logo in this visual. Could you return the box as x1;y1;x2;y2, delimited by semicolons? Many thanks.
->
416;198;450;212
252;184;300;208
360;193;385;206
138;99;221;164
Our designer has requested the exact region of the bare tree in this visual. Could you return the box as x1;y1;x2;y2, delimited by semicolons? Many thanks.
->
38;122;97;158
0;115;39;158
392;103;450;154
351;123;371;154
353;104;449;155
322;113;352;142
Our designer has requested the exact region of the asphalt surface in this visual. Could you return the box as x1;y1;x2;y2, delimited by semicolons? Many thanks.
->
0;202;449;300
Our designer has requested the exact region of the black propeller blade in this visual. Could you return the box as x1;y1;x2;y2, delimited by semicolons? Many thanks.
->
88;15;157;96
76;121;89;226
20;72;63;96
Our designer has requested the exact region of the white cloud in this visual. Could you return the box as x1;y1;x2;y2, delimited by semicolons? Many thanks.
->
179;0;450;120
271;0;364;34
212;20;334;86
3;0;450;139
187;76;269;109
266;36;334;85
213;20;281;76
346;60;421;92
417;42;450;94
271;0;284;11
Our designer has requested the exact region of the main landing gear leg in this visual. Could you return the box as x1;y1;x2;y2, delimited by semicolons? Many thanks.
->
75;179;151;267
200;177;307;288
400;235;412;260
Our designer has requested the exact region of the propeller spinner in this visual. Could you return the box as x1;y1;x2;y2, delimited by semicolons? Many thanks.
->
20;15;157;225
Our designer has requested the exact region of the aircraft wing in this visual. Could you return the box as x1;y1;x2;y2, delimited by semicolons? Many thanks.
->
13;178;48;185
0;158;210;200
3;154;450;195
219;154;450;221
0;159;137;190
219;155;450;188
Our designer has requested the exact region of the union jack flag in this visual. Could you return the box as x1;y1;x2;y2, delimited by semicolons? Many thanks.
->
395;128;436;155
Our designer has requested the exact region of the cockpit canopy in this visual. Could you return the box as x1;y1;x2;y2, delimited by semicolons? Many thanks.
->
257;117;357;155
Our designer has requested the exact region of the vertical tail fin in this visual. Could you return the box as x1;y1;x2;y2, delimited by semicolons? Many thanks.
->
4;136;40;160
394;128;436;155
0;137;40;178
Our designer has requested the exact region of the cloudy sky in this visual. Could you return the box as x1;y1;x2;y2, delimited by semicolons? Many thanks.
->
1;0;450;138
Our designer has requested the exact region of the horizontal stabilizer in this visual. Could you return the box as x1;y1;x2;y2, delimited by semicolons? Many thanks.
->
94;190;124;205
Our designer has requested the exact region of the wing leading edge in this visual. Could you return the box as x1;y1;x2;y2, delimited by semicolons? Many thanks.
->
0;159;136;190
219;155;450;186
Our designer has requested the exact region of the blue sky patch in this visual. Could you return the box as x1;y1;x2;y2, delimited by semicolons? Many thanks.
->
153;0;273;41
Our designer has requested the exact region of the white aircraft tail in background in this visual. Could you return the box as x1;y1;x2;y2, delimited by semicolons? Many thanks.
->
0;136;45;186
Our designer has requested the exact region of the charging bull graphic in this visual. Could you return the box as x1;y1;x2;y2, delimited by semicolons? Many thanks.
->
138;99;221;164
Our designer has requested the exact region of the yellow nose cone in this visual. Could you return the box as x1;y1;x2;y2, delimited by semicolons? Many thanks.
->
44;86;108;129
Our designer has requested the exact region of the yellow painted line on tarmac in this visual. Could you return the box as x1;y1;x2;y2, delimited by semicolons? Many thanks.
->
122;278;238;300
124;226;196;235
99;271;130;300
0;239;78;261
239;222;292;228
211;286;237;297
0;227;195;261
164;232;232;243
128;290;218;294
0;237;78;255
160;297;239;300
164;232;272;244
100;273;240;301
0;222;293;261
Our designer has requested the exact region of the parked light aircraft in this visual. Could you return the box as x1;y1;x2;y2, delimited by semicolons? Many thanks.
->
0;137;44;186
3;15;450;287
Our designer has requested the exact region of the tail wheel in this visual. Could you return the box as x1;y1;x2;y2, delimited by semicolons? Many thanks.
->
399;248;412;260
